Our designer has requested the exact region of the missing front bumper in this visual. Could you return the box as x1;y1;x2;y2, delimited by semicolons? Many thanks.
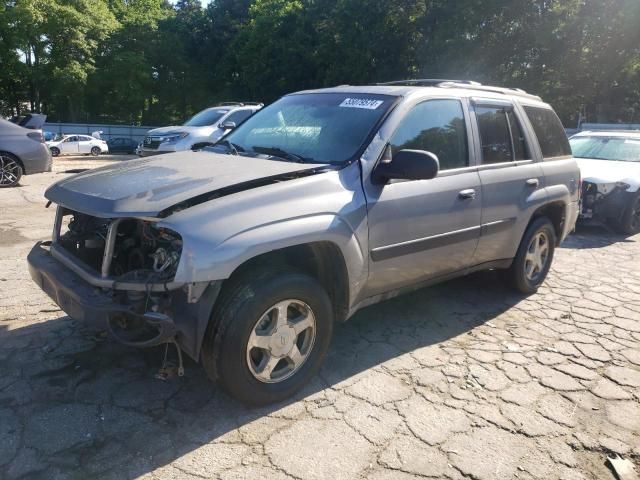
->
28;242;222;359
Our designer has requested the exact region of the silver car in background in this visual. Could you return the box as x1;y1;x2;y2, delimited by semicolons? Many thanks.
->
0;118;52;187
140;102;262;156
570;130;640;234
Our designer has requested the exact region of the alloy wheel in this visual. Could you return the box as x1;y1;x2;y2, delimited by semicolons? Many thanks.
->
246;299;316;383
0;154;21;187
524;231;550;281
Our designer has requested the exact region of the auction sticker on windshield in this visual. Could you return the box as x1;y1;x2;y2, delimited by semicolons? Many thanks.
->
339;98;384;109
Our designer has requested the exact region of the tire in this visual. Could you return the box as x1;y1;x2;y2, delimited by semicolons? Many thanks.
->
50;147;60;157
617;191;640;235
91;147;101;156
507;217;557;294
0;152;24;188
202;266;334;405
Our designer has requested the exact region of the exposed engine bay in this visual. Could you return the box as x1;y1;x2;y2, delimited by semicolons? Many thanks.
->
58;210;182;282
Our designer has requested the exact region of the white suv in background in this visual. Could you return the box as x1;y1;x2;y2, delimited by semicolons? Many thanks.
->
48;135;109;157
140;102;263;157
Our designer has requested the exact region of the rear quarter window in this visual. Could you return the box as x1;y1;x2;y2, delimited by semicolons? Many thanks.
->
523;106;571;159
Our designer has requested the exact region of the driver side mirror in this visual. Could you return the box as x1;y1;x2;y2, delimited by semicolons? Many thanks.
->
219;121;237;130
374;149;439;183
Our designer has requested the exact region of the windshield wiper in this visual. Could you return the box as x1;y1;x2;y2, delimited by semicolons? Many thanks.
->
252;146;311;163
216;139;245;155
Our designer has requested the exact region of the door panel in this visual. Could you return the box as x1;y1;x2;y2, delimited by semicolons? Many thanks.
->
474;162;544;263
78;137;93;153
365;172;482;296
61;137;79;154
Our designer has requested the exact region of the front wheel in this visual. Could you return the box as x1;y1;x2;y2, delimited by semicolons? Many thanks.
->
50;147;60;157
201;267;333;405
91;147;101;156
507;217;557;294
617;191;640;235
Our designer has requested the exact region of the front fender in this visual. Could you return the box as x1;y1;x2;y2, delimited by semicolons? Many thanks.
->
173;213;368;305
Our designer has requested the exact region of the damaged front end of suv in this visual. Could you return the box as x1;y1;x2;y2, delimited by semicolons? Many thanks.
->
29;206;221;365
581;180;633;225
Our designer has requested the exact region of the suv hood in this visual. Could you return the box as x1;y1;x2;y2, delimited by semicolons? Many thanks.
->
146;125;216;136
45;151;329;218
577;158;640;187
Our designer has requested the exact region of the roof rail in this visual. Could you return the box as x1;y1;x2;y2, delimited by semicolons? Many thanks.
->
378;79;481;87
216;101;264;107
438;82;542;101
376;79;542;101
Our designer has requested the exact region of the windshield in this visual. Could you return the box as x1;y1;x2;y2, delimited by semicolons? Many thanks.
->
222;93;396;164
183;108;228;127
570;136;640;162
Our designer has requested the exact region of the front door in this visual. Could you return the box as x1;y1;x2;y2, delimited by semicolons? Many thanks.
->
364;99;482;296
60;136;79;154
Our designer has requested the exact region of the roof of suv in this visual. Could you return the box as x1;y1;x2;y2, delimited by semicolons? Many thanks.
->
295;79;547;106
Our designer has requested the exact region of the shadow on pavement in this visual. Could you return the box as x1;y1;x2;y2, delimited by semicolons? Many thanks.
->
561;224;637;250
0;270;526;479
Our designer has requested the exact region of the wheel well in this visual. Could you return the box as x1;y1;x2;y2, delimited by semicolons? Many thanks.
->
529;202;565;244
227;242;350;322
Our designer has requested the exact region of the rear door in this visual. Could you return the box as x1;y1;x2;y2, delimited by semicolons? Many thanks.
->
78;136;94;153
364;98;482;296
470;99;545;264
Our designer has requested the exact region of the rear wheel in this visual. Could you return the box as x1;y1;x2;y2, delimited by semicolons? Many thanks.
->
507;217;556;294
617;191;640;235
0;153;23;188
50;147;60;157
91;146;101;156
201;267;333;405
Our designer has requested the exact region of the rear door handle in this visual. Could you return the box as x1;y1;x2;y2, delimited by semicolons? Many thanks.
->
526;178;539;187
458;189;476;200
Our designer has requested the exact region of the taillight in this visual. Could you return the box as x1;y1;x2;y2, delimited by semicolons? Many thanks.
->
27;131;44;143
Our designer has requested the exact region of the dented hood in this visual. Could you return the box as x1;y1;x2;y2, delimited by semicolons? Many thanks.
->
45;151;328;218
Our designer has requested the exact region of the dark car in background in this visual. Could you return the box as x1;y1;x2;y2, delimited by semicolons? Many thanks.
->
107;137;138;154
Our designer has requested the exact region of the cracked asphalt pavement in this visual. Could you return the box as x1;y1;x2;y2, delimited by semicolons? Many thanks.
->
1;156;639;479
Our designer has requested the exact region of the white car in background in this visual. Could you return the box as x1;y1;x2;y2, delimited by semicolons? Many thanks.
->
140;102;262;157
570;130;640;234
47;134;109;157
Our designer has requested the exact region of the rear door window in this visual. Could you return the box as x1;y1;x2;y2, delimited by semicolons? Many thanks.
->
523;106;571;159
475;106;514;164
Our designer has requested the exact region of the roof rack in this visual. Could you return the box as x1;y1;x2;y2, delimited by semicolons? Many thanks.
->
377;79;542;101
215;101;264;107
378;79;481;87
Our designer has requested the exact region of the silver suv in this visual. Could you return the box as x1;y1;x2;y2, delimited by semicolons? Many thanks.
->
28;80;580;404
140;102;263;156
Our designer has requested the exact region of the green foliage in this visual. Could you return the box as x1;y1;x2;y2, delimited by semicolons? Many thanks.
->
1;0;639;125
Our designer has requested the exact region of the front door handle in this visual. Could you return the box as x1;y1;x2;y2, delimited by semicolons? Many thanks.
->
458;189;476;200
526;178;539;188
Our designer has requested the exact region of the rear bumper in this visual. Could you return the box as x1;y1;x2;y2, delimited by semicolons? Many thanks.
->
22;143;52;174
